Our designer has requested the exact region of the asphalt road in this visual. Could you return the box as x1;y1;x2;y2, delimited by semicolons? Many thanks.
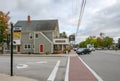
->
0;50;120;81
79;50;120;81
0;56;68;81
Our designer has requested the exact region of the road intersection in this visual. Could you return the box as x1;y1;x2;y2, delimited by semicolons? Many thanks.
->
0;50;120;81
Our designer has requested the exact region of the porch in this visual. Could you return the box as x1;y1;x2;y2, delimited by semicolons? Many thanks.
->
53;38;70;54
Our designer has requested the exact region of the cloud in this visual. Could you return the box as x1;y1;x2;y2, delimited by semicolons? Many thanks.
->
76;0;120;43
0;0;120;43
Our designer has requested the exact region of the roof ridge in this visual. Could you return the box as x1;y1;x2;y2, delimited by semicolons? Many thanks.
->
18;19;58;22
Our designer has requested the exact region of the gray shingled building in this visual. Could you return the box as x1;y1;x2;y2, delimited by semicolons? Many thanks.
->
13;16;69;54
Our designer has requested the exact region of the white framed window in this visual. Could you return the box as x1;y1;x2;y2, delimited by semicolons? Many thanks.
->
29;33;33;39
24;44;31;50
24;45;27;49
28;45;30;48
35;33;38;38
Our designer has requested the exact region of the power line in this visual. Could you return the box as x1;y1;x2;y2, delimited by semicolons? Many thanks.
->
75;0;87;43
76;0;86;37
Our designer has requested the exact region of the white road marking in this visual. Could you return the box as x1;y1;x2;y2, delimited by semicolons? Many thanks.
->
36;61;47;64
16;64;28;69
78;56;103;81
47;60;60;81
64;56;70;81
27;61;48;64
16;61;48;69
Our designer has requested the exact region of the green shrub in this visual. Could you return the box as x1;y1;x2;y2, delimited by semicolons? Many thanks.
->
45;51;50;55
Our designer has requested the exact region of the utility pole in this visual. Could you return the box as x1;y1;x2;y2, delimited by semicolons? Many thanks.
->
10;23;13;76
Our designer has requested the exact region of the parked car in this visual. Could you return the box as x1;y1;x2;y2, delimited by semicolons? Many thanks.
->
73;48;78;51
76;48;91;55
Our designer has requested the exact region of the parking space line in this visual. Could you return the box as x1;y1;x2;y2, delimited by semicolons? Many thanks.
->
64;56;70;81
47;60;60;81
78;56;103;81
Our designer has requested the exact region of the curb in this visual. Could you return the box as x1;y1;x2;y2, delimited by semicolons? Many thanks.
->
0;54;69;57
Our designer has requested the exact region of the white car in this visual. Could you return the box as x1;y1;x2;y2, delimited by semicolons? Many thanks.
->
89;47;95;51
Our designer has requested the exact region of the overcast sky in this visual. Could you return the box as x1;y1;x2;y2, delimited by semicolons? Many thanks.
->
0;0;120;43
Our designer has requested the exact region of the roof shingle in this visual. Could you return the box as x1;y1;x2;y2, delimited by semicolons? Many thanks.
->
14;20;58;31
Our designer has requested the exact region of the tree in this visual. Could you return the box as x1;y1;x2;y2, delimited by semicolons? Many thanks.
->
59;32;67;38
84;36;98;48
103;36;113;48
79;41;86;48
78;35;114;48
96;37;104;47
0;11;10;53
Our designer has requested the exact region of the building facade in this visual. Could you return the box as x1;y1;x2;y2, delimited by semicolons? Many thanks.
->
13;16;69;54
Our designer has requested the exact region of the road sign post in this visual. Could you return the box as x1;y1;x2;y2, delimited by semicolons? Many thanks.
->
10;23;13;76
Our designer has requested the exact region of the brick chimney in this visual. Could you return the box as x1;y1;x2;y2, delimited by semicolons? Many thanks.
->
27;15;30;24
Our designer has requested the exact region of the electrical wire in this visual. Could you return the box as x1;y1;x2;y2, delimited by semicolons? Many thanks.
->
75;0;87;43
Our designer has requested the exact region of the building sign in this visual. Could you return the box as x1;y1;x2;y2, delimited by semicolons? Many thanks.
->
13;32;21;39
69;34;75;41
13;27;21;45
55;40;66;43
13;27;22;32
53;38;69;44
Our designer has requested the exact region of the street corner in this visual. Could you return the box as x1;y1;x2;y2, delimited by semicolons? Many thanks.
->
0;73;37;81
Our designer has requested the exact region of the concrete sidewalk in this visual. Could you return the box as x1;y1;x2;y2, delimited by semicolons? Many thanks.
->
0;74;37;81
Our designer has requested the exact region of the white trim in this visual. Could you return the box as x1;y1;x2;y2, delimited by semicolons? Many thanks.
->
13;45;17;52
51;32;54;53
78;56;103;81
33;32;35;53
39;44;44;53
40;32;53;44
51;44;53;53
64;56;70;81
47;60;60;81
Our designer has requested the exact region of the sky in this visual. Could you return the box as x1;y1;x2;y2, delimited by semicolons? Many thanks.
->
0;0;120;43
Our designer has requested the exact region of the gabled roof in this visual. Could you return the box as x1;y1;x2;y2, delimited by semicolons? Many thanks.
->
14;20;59;31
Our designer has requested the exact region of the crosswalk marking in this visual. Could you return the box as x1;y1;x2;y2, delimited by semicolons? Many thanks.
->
47;60;60;81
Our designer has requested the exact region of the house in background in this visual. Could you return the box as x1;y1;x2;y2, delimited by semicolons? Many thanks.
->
13;16;69;54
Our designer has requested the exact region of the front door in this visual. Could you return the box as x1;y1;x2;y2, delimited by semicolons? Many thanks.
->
17;45;20;52
39;45;44;53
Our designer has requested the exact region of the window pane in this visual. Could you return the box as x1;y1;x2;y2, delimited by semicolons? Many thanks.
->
30;36;32;39
25;45;27;49
28;45;30;48
35;34;38;38
29;33;32;39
